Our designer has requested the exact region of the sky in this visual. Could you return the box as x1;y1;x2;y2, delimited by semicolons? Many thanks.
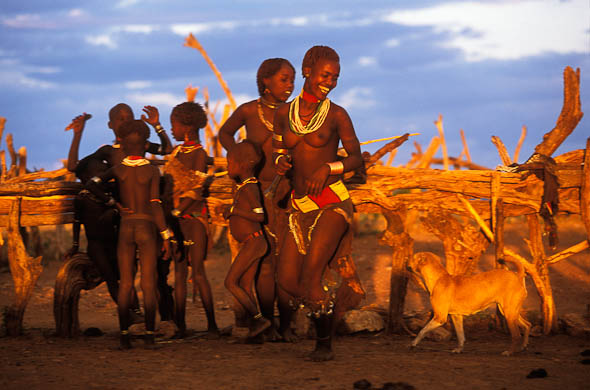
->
0;0;588;171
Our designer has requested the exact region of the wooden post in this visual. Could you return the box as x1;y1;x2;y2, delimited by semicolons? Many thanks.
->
581;138;590;243
379;210;413;334
526;214;558;334
4;197;43;336
53;253;102;337
494;198;505;266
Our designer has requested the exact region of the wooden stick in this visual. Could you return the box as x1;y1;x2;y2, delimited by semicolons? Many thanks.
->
417;136;440;169
386;149;397;167
491;136;512;165
457;193;493;241
491;171;501;233
546;240;589;264
184;33;236;111
495;198;505;266
17;147;27;176
360;133;420;147
185;84;199;102
459;129;471;163
0;117;6;149
434;115;449;170
513;125;527;163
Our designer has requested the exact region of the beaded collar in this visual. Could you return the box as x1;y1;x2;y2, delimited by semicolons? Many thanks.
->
178;140;203;154
288;90;330;136
257;98;275;132
122;155;150;166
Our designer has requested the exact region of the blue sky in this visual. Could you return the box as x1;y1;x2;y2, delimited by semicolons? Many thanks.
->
1;0;588;170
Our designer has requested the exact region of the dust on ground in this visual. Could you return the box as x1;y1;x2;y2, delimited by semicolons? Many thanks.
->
1;215;589;389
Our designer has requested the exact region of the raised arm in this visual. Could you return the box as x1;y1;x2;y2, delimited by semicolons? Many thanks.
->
142;105;173;155
66;113;92;172
218;105;247;152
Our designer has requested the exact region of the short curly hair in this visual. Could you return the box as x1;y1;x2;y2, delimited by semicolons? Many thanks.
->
171;102;207;129
301;46;339;76
256;58;295;96
117;119;150;142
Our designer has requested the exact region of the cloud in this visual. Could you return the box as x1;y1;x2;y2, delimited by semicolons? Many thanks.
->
124;80;152;89
85;34;117;49
170;21;239;36
118;24;158;34
2;13;56;29
126;92;185;107
358;56;377;67
67;9;86;18
115;0;141;9
0;59;58;89
385;38;400;48
337;87;376;110
382;0;588;61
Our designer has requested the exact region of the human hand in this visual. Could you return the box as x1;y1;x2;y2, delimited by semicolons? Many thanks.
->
276;155;292;176
116;202;133;215
161;239;171;261
306;164;330;197
141;105;160;127
222;204;233;220
65;113;92;133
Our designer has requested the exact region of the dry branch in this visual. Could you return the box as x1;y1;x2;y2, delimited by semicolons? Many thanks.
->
581;138;590;243
534;66;584;156
434;115;449;170
491;136;512;165
513;125;527;163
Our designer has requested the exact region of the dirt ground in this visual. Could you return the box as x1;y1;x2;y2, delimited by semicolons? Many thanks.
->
1;215;589;390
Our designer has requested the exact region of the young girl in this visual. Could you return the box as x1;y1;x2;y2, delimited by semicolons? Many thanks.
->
223;141;271;339
164;101;218;338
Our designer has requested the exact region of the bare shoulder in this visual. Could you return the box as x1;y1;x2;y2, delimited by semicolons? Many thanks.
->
329;101;351;121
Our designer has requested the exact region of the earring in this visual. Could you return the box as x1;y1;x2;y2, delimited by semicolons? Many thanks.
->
264;87;270;94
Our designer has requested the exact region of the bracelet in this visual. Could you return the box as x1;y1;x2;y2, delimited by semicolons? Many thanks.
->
273;148;289;154
273;134;283;141
274;154;285;166
171;208;181;217
160;228;173;240
72;242;79;246
326;161;344;175
106;197;116;207
155;123;163;132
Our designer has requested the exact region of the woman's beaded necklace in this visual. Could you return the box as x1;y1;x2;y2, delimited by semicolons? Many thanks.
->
178;140;202;154
288;89;330;136
256;98;275;132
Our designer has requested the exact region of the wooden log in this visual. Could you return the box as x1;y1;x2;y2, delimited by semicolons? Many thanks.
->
526;214;558;334
5;167;69;183
367;133;410;166
0;195;75;215
379;210;413;334
581;138;590;243
429;157;489;170
3;197;43;336
417;137;440;169
0;181;82;197
494;199;505;266
534;67;584;157
53;253;103;337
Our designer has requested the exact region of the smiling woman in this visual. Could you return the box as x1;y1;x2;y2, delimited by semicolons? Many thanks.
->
273;45;365;362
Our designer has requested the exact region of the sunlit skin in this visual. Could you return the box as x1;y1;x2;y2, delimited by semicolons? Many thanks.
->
222;147;271;338
168;111;219;339
273;54;363;361
86;125;171;349
219;61;296;341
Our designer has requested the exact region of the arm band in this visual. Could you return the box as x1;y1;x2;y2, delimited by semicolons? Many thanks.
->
171;208;181;217
273;148;289;154
150;198;162;203
326;161;344;175
273;134;283;141
253;207;264;214
91;176;102;184
160;228;173;240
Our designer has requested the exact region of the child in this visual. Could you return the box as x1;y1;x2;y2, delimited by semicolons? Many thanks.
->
223;140;271;339
87;119;174;349
163;101;219;338
66;103;173;172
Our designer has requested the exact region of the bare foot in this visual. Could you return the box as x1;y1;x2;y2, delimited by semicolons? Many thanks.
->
307;344;334;362
279;327;299;343
247;317;271;339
